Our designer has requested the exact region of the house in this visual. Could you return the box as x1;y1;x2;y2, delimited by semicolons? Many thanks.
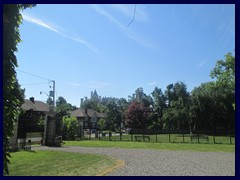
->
21;97;50;112
11;97;62;149
71;108;105;130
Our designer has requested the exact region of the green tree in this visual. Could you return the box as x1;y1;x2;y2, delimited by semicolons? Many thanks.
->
210;52;235;91
56;96;76;113
149;87;166;130
81;99;98;110
62;116;79;140
163;82;190;131
190;81;233;133
3;4;35;175
210;52;235;109
46;97;54;106
105;100;122;131
98;118;106;130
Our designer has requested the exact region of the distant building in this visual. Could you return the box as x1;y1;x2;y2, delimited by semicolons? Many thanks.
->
71;108;105;130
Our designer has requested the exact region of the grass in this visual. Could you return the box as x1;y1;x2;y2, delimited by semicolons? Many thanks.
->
64;139;235;153
8;150;122;176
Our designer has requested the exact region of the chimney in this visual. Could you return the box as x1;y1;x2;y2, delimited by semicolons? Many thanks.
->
30;97;35;103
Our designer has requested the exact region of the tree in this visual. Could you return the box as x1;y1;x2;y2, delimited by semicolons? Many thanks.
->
149;87;166;130
56;96;76;113
210;52;235;92
210;52;235;109
46;97;54;106
62;116;79;140
81;99;98;110
125;101;151;130
105;100;122;131
163;82;190;131
98;118;106;130
3;4;35;175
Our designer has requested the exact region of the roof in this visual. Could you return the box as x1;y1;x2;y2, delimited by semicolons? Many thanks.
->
71;108;105;118
21;99;50;112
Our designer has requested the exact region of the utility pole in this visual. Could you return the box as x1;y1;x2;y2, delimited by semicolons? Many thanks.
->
52;80;55;109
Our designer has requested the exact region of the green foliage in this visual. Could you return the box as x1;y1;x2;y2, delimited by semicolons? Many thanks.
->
98;118;107;130
62;116;79;140
162;82;190;131
210;52;235;92
150;87;166;130
46;97;54;106
3;4;35;175
188;53;235;133
56;96;76;114
105;100;122;131
190;81;234;132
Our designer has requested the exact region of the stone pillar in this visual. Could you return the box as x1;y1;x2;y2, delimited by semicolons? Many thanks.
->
79;121;83;140
43;106;56;146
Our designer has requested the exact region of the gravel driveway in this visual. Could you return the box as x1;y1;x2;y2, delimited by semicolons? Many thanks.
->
32;146;235;176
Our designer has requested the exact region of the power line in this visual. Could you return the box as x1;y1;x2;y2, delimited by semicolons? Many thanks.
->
20;82;49;86
16;69;53;81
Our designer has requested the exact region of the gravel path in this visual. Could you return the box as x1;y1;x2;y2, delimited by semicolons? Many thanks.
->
32;146;235;176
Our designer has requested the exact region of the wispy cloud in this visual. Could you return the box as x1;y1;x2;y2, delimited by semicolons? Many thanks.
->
90;5;155;49
21;12;99;56
197;61;206;68
110;4;149;22
22;13;60;33
148;81;157;86
68;81;112;89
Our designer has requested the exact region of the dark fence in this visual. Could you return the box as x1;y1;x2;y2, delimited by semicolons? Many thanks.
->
83;129;235;144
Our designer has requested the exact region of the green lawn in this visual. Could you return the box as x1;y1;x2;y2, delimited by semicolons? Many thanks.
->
64;140;235;153
8;150;120;176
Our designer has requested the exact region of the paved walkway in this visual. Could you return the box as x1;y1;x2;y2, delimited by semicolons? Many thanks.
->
32;146;235;176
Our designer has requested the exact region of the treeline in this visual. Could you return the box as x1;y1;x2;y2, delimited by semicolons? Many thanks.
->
55;52;235;134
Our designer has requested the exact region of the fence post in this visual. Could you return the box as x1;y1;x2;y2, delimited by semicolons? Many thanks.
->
169;133;171;143
183;133;185;143
131;131;133;141
156;133;157;142
99;131;100;141
197;134;199;143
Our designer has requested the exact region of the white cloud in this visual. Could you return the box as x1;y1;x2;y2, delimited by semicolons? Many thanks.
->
87;81;111;89
90;5;155;49
22;13;60;33
21;12;99;56
197;61;206;68
148;81;157;86
68;82;82;87
68;81;111;89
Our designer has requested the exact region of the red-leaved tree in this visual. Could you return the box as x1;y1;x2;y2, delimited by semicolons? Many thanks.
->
125;101;151;129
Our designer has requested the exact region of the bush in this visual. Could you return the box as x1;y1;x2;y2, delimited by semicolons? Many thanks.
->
62;116;79;140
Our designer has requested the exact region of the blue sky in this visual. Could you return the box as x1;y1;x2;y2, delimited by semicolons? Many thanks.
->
16;4;235;106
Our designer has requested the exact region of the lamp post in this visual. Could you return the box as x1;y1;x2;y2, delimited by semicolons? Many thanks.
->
40;80;55;109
